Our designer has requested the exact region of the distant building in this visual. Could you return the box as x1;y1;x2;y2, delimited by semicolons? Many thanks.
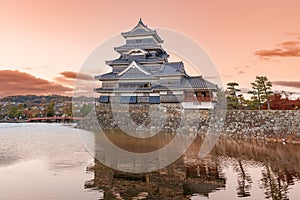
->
95;19;218;109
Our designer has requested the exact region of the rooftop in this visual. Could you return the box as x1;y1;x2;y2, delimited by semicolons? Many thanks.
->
120;18;163;43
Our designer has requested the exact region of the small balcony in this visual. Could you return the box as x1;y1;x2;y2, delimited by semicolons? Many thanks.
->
184;97;213;102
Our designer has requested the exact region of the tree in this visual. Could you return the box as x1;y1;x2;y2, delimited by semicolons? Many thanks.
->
23;108;33;119
226;82;241;109
266;93;300;110
248;88;260;110
237;94;247;109
62;102;73;116
244;98;259;110
46;102;55;117
248;76;273;110
31;107;41;118
6;105;22;119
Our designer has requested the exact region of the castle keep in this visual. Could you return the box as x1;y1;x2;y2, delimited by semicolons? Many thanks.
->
95;19;218;109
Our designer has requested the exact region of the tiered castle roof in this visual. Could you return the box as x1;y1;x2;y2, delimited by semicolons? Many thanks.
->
95;19;218;92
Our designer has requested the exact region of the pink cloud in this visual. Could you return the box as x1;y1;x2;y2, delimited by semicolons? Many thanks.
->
0;70;72;97
60;71;93;81
273;81;300;88
255;40;300;58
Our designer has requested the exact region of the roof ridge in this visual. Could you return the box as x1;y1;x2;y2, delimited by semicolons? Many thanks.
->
138;18;146;27
118;61;152;76
123;19;152;34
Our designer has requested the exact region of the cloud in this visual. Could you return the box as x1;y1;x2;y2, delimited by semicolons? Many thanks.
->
54;71;95;88
273;81;300;88
280;41;300;47
60;71;94;81
54;76;75;86
0;70;72;97
255;40;300;58
53;71;97;97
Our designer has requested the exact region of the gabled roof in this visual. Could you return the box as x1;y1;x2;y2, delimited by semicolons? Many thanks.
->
185;76;218;90
95;70;158;81
96;61;158;80
119;67;157;80
150;76;218;91
154;62;186;76
118;61;151;76
121;19;163;43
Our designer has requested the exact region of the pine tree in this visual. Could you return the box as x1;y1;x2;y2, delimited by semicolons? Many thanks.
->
248;76;273;110
226;82;241;109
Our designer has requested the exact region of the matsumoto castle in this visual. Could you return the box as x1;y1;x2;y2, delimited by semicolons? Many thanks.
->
95;19;218;109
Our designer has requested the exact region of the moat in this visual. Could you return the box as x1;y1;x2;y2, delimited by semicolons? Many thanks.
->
1;123;300;199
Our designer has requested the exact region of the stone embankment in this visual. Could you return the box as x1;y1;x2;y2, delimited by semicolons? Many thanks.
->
76;103;300;143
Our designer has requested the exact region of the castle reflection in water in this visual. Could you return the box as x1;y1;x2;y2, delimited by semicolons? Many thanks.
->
84;131;300;199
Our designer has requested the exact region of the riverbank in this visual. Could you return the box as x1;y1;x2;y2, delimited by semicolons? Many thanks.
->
0;116;82;123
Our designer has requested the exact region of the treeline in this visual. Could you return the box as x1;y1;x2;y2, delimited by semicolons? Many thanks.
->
0;95;72;106
0;95;95;121
0;102;93;121
0;95;95;106
0;102;72;120
226;76;300;110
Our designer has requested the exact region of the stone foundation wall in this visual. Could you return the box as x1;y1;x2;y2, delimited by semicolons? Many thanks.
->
77;103;300;140
95;103;205;133
224;110;300;139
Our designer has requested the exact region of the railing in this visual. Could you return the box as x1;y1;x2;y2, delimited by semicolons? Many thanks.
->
184;97;213;102
160;95;183;103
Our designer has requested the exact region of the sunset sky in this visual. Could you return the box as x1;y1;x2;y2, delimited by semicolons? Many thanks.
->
1;0;300;98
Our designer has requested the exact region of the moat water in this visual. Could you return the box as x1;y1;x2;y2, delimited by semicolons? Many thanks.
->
0;123;300;199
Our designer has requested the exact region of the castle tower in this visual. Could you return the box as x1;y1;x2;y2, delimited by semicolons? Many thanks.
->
95;19;218;109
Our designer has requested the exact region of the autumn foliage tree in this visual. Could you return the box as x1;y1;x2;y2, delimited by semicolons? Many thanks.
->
263;93;300;110
62;102;73;116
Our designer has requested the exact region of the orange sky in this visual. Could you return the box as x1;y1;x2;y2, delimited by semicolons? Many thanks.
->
1;0;300;97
